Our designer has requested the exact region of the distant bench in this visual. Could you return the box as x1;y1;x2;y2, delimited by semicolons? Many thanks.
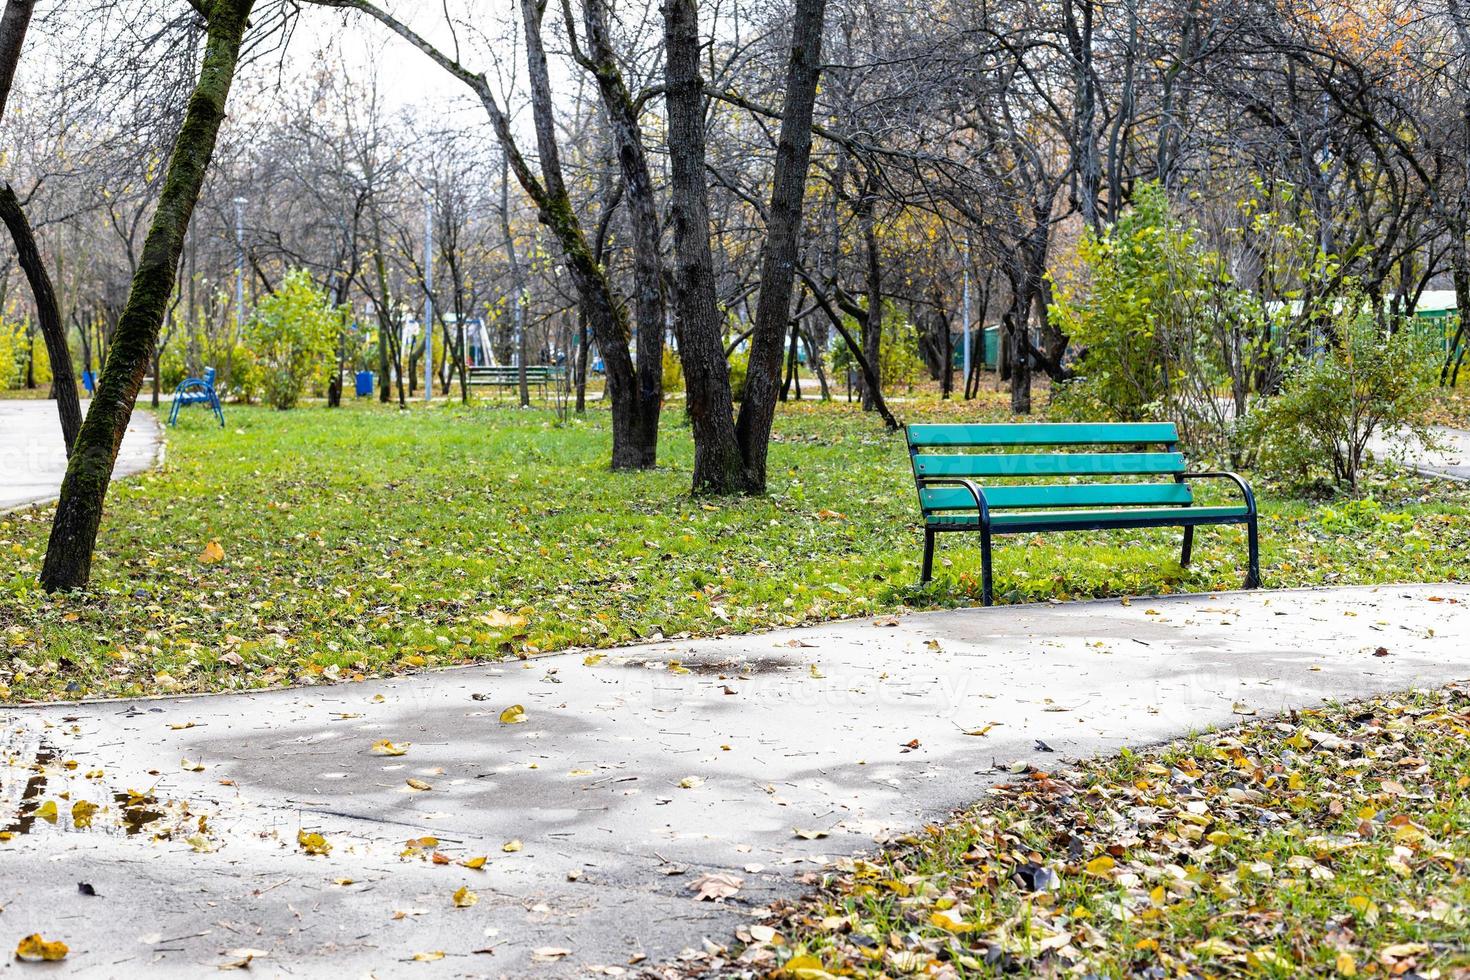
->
466;365;565;398
907;422;1260;605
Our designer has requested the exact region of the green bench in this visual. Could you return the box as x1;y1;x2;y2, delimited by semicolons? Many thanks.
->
907;422;1260;605
466;365;565;398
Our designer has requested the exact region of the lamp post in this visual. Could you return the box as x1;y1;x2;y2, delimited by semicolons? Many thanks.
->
232;197;247;329
423;189;433;403
961;236;972;396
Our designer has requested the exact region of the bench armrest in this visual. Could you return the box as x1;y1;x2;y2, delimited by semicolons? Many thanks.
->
1176;471;1257;516
917;476;992;525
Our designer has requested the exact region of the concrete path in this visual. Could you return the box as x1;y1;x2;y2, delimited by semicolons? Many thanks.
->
0;400;162;511
3;584;1469;977
1371;424;1470;481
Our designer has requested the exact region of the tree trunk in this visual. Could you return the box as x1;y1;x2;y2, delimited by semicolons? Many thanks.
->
40;0;254;592
663;0;745;493
579;0;663;452
730;0;829;490
856;187;883;411
0;0;34;118
0;185;81;452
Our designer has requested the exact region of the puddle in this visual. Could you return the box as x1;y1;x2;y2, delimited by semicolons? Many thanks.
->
2;742;165;838
619;656;794;676
1;745;56;837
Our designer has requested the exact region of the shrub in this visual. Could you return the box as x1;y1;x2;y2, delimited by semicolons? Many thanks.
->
241;270;341;410
662;347;684;393
0;319;21;388
1245;302;1440;490
727;348;749;401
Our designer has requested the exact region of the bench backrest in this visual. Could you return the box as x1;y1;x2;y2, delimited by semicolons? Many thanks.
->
468;365;562;379
906;422;1191;515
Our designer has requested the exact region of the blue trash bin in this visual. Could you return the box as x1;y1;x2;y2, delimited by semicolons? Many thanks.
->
355;371;374;397
82;370;96;393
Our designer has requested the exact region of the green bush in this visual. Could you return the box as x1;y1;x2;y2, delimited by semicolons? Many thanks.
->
662;347;684;393
0;318;25;387
727;348;749;401
1245;301;1439;490
829;302;926;391
241;270;341;410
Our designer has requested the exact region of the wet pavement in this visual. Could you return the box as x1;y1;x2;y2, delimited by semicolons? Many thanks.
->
3;584;1469;977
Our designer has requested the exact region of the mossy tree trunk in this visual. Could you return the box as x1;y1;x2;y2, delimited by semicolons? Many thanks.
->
40;0;254;592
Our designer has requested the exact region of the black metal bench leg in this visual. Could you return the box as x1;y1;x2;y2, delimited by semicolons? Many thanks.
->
1243;515;1261;589
1180;525;1194;567
920;529;935;584
980;526;994;607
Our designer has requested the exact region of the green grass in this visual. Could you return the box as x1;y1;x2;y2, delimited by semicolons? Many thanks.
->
2;396;1468;701
742;684;1470;978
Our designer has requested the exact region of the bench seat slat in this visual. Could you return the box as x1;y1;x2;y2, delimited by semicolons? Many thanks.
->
915;452;1185;477
927;505;1248;529
908;422;1178;447
920;482;1193;512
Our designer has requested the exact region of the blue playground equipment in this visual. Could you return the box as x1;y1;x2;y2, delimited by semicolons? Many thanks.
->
169;367;225;427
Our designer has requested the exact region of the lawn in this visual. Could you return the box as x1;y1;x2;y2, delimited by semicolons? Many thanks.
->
2;396;1468;701
732;684;1470;978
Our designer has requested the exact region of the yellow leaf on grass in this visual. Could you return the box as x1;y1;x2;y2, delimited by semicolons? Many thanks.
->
499;705;527;725
452;885;478;908
370;739;408;756
297;831;332;856
1336;952;1358;976
929;911;972;933
199;540;225;564
15;934;68;962
485;609;527;630
782;954;836;979
1085;855;1116;876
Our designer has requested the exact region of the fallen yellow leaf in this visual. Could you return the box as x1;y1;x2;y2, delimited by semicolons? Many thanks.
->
199;540;225;564
370;739;408;756
499;704;527;725
15;934;68;962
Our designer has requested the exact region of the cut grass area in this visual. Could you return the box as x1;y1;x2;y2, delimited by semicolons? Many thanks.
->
2;397;1468;701
721;684;1470;979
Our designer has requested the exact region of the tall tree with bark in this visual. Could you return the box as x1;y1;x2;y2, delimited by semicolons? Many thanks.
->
40;0;255;592
311;0;658;468
665;0;830;493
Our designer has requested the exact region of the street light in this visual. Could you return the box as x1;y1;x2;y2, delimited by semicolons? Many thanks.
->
961;235;972;396
424;188;433;403
232;197;247;329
